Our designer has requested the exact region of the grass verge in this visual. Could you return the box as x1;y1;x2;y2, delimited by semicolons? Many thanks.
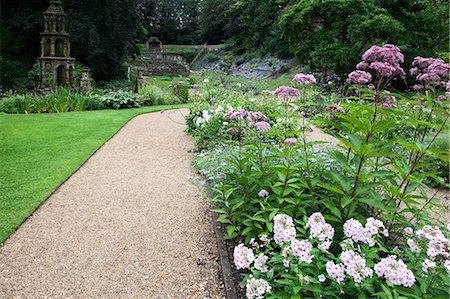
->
0;104;189;244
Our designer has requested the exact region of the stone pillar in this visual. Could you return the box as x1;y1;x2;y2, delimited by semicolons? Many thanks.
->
40;41;44;57
50;38;55;56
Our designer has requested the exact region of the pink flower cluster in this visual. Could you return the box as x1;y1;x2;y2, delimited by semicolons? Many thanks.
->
273;86;300;101
258;189;269;197
254;254;269;273
347;70;372;84
284;137;297;145
410;56;450;85
324;104;345;113
348;44;404;84
416;225;450;259
234;244;255;269
273;214;296;244
326;260;345;283
343;218;387;247
288;239;314;263
340;250;373;284
246;276;272;299
359;44;405;78
224;109;271;133
374;256;415;287
292;73;317;85
306;212;334;250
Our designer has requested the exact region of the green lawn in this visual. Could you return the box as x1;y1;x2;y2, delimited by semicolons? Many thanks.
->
0;104;189;244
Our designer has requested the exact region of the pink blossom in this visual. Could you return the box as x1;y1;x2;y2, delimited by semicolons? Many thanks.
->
326;261;345;283
356;61;369;70
290;239;314;263
273;86;300;100
233;244;255;269
359;44;405;78
422;258;436;273
254;254;269;273
253;121;271;132
340;250;373;284
374;256;415;287
324;104;345;113
347;70;372;84
292;73;317;85
307;212;334;242
407;238;421;253
411;56;450;84
284;138;297;145
274;214;296;244
246;276;271;299
258;189;269;198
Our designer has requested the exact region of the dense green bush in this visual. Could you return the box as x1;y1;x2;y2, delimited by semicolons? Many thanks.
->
100;91;142;109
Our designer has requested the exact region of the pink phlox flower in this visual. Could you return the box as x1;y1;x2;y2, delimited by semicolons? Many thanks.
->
307;212;334;243
258;189;269;198
233;244;255;269
246;276;271;299
422;258;436;273
292;73;317;85
343;217;385;246
273;86;300;100
254;254;269;273
273;214;296;244
407;238;421;253
326;260;345;283
374;256;415;287
340;250;373;283
290;239;314;263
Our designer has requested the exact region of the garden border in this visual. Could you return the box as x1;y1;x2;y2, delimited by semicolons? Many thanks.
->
212;213;238;299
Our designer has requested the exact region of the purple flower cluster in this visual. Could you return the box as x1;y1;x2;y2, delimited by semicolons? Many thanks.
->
306;212;334;251
416;225;450;259
374;256;415;287
273;86;300;101
292;73;317;85
245;276;272;299
410;56;450;85
284;137;297;145
234;244;255;269
343;218;388;247
340;250;373;284
347;70;372;84
274;214;296;244
324;104;345;113
289;239;314;263
224;109;271;133
349;44;405;83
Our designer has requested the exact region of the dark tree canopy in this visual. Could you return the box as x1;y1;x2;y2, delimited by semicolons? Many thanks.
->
280;0;449;74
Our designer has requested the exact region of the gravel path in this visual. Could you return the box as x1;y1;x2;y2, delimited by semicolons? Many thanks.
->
0;109;225;298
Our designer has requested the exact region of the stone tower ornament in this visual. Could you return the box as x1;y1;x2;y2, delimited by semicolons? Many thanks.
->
38;0;75;87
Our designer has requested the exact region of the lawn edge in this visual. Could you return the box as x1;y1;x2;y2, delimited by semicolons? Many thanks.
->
0;104;189;246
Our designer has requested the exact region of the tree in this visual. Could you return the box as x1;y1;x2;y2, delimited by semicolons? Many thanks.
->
65;0;140;80
279;0;449;75
227;0;290;57
198;0;235;44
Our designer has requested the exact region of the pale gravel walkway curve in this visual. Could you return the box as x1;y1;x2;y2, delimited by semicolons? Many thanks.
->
0;109;225;298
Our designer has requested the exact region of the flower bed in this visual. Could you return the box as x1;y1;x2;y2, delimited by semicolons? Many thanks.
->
188;44;449;298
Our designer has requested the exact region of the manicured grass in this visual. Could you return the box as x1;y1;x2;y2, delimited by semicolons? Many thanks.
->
0;104;189;244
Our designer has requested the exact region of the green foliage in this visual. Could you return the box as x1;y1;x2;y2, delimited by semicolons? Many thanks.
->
100;91;142;109
227;0;291;57
280;0;449;75
0;58;37;92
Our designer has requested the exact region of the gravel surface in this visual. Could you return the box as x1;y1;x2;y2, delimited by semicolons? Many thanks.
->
0;109;225;298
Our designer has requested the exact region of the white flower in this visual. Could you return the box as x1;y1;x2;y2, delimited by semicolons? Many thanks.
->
318;274;326;282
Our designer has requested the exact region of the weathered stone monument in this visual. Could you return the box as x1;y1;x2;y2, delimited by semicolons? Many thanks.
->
80;69;91;91
38;0;75;87
146;36;163;52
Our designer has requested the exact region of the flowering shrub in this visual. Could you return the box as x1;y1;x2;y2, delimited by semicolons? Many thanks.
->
234;213;450;298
